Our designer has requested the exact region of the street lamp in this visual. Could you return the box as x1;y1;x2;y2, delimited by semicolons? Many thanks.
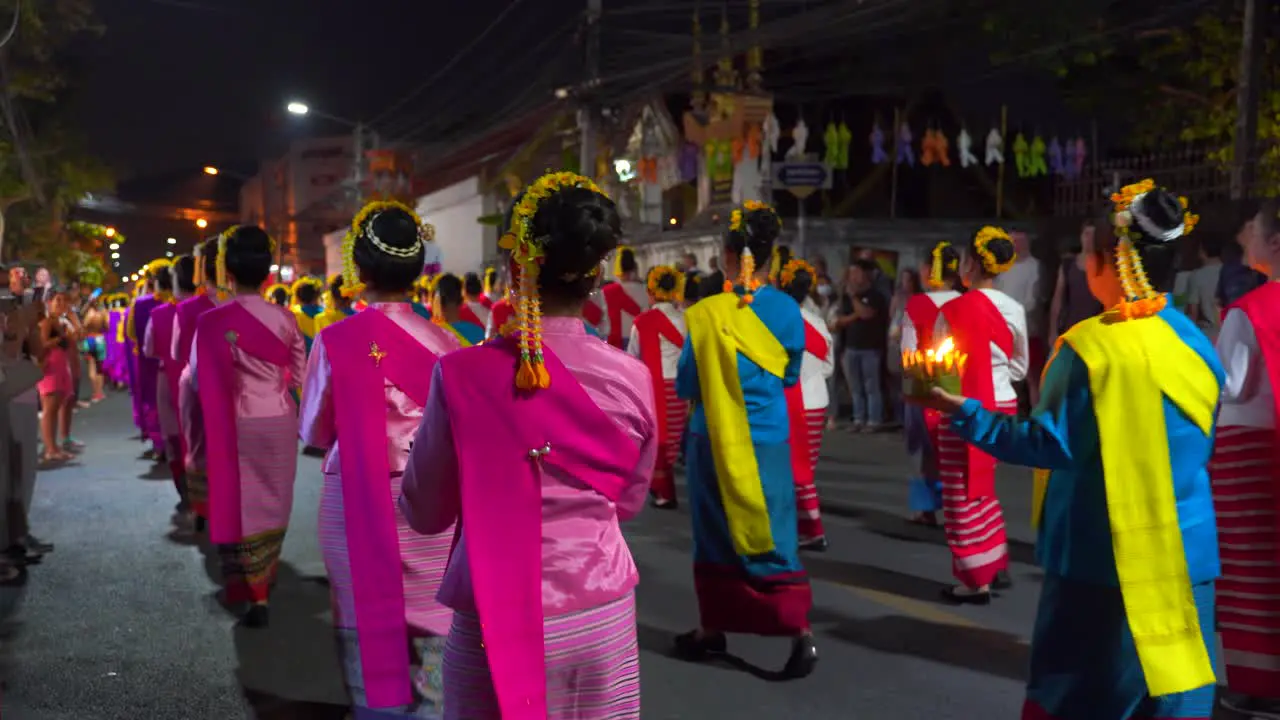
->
203;166;219;176
167;238;177;245
195;218;208;229
105;227;116;238
287;101;309;116
110;252;120;259
285;98;374;193
108;243;119;251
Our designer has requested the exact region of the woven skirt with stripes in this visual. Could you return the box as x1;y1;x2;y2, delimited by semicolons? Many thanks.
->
1210;425;1280;699
650;380;687;502
937;398;1014;589
796;407;827;543
218;528;286;605
442;591;640;720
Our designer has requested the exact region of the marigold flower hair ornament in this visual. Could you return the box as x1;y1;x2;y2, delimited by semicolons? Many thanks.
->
646;265;686;303
613;245;634;279
724;200;782;306
973;226;1017;275
499;171;607;391
929;241;957;289
342;200;435;299
1109;178;1198;320
779;257;816;291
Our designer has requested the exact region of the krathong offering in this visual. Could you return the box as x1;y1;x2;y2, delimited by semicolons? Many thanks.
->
902;337;966;398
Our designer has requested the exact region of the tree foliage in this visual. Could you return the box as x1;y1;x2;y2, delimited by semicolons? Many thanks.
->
982;0;1280;195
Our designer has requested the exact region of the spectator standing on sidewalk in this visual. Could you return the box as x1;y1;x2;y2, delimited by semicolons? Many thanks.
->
834;259;889;431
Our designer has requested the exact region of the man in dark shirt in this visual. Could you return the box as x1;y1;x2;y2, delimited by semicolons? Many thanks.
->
834;259;889;431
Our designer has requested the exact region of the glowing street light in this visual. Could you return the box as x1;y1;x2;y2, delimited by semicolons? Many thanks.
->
167;237;177;245
108;242;119;250
129;274;138;281
166;251;174;258
286;101;309;116
203;166;219;176
195;218;208;229
110;252;120;259
105;227;116;237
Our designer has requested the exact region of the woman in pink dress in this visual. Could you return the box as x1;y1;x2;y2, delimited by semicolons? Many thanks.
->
400;173;658;719
37;290;76;463
300;201;462;719
190;225;307;627
177;238;220;531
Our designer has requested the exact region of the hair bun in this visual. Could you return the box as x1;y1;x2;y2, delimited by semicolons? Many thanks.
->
1129;189;1186;246
366;207;429;257
229;226;273;256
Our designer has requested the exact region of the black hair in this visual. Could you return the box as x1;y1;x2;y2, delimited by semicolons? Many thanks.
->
929;243;966;293
968;228;1017;278
436;273;464;308
351;207;426;293
155;264;175;292
269;287;289;306
1125;188;1189;293
782;266;813;304
1222;239;1245;265
172;255;197;293
463;271;483;298
725;205;782;265
684;270;704;303
223;225;274;289
200;238;219;283
618;247;638;275
852;258;878;275
650;268;681;299
521;186;621;302
296;281;320;305
329;274;348;306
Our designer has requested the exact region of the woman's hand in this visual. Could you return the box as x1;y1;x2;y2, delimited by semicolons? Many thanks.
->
905;386;968;414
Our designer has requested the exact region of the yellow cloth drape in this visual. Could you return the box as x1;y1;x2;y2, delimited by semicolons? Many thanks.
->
686;293;788;556
291;306;317;343
1042;312;1218;696
313;308;346;336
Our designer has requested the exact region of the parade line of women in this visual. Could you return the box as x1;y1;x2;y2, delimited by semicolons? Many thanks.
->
112;170;1280;720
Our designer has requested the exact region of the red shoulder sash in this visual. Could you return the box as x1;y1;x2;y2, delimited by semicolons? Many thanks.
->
582;296;604;328
1230;281;1280;457
905;293;941;350
634;308;685;441
786;317;830;484
603;282;644;348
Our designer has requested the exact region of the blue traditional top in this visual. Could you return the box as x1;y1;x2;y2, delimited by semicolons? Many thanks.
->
676;285;804;444
453;319;485;347
948;305;1223;585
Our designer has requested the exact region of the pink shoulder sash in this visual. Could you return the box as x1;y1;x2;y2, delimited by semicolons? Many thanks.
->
198;302;292;543
324;308;438;708
438;339;641;720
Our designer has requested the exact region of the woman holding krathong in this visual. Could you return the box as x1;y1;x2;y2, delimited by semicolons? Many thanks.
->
191;225;307;627
927;227;1026;603
400;172;656;719
301;200;462;719
901;242;965;526
673;200;817;679
914;182;1222;719
626;264;687;510
779;257;835;551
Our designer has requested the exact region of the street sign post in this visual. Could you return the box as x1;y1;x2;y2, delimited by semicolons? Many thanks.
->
771;161;832;256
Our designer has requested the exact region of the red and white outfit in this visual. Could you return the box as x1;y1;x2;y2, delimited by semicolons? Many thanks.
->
786;298;834;543
934;288;1028;588
582;291;610;340
603;279;649;349
627;301;686;503
459;299;490;330
485;297;513;341
1211;280;1280;700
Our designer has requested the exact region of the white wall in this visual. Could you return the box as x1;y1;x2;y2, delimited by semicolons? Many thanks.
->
414;176;492;275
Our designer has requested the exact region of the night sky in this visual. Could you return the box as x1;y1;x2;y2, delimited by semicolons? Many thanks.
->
71;0;583;178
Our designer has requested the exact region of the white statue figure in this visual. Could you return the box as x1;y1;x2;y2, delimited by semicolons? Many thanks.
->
786;118;809;159
985;128;1004;166
764;112;782;155
958;128;978;168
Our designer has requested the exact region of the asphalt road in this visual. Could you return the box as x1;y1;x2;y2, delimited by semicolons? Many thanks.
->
0;392;1234;719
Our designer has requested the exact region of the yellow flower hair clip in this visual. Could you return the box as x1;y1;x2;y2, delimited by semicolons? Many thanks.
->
646;265;686;303
973;226;1016;275
779;257;816;290
929;241;956;289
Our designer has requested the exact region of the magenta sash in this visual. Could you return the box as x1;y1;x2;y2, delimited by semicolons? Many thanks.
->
324;309;438;709
175;294;216;371
197;302;292;544
438;339;641;720
150;304;182;430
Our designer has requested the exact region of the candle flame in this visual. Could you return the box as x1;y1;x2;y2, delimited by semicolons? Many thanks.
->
936;337;955;355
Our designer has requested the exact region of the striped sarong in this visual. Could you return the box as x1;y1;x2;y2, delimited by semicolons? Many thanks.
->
650;380;687;502
937;398;1014;588
796;407;826;543
335;628;445;719
218;528;286;604
1210;425;1280;699
442;591;640;719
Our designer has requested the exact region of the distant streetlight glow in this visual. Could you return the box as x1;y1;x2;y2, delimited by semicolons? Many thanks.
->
167;237;177;245
203;166;219;176
166;251;174;258
108;242;119;250
270;264;280;272
110;252;120;259
129;274;138;281
105;227;116;237
195;218;208;229
286;101;309;116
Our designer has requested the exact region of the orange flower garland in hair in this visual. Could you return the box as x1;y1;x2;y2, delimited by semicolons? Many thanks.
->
1109;178;1198;320
723;200;782;305
499;171;608;391
646;265;686;303
779;257;816;290
929;241;956;289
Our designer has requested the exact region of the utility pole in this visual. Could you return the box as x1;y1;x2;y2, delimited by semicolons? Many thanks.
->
579;0;602;177
1230;0;1265;200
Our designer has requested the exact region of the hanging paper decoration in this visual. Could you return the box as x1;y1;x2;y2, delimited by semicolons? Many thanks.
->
786;119;809;159
935;129;951;167
1072;137;1087;178
835;122;852;170
958;128;978;167
764;113;781;154
985;128;1004;166
637;158;660;184
1028;135;1048;177
1013;133;1030;177
920;129;938;166
1048;138;1065;176
823;122;841;167
896;122;915;166
869;123;888;165
678;143;699;182
706;139;734;203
